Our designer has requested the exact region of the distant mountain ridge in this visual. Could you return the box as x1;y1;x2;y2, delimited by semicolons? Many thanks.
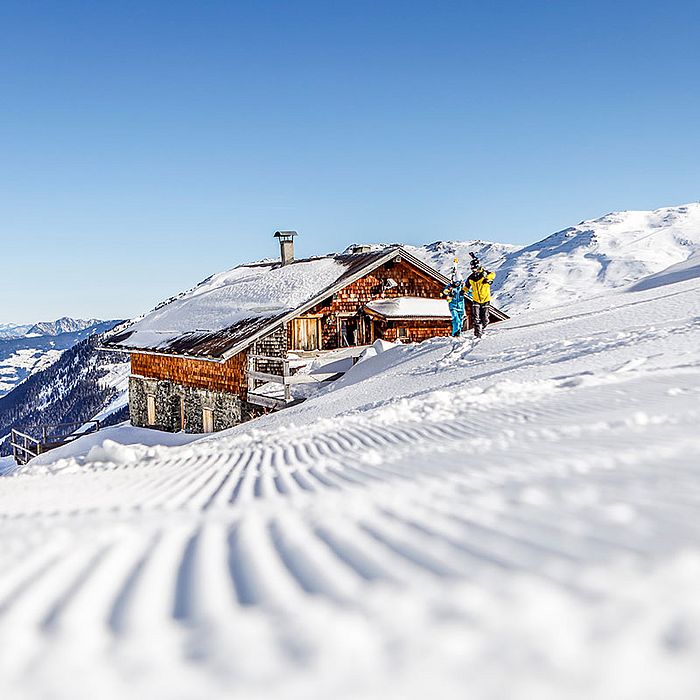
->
25;317;102;337
0;317;102;339
0;323;34;339
0;320;118;398
342;240;520;275
0;329;130;457
406;240;520;277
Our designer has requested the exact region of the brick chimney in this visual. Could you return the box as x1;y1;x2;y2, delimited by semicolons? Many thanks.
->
274;230;297;266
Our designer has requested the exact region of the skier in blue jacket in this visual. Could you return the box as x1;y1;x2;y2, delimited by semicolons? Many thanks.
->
442;280;468;337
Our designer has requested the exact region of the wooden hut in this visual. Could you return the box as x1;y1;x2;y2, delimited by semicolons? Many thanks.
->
103;235;508;433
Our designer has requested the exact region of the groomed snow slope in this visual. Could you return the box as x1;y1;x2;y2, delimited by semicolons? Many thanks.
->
1;265;700;699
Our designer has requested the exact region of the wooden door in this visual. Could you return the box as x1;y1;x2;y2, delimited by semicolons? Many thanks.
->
147;395;156;426
292;317;320;351
202;407;214;433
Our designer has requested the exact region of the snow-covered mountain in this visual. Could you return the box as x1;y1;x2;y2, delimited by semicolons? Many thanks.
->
343;240;519;275
0;327;130;457
0;317;101;339
4;201;697;455
0;319;114;398
489;203;700;314
406;239;520;277
0;323;33;339
24;317;102;337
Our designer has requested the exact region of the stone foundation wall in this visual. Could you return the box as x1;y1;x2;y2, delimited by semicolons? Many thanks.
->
129;374;260;433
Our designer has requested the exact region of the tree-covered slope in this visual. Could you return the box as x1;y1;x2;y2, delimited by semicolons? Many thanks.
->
0;329;129;456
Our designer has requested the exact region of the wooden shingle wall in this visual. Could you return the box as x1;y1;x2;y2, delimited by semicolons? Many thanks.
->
251;326;287;374
131;351;248;399
292;258;447;349
381;319;452;342
328;259;445;311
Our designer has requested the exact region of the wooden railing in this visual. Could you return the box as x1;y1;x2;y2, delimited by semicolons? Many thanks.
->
10;430;41;466
246;354;291;409
11;420;101;466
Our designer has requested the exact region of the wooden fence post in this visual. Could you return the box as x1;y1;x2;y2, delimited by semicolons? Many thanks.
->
283;359;291;402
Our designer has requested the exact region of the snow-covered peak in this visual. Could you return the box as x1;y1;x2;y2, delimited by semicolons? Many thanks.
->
407;239;520;277
25;317;103;337
490;202;700;314
355;203;699;314
0;317;104;339
0;323;34;339
339;204;699;316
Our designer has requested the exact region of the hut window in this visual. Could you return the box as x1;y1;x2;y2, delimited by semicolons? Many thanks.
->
147;395;156;425
397;327;408;339
179;396;186;431
202;407;214;433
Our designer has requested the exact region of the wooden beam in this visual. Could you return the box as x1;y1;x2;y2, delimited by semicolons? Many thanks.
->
247;393;286;409
247;354;286;363
248;370;287;384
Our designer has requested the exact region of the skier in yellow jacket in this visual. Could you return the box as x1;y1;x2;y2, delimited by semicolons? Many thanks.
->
465;256;496;338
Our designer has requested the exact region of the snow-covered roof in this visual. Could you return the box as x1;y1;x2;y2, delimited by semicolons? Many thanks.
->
104;247;451;360
365;297;451;319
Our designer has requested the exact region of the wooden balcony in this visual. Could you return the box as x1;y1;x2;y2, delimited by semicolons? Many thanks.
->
246;348;368;410
246;354;292;409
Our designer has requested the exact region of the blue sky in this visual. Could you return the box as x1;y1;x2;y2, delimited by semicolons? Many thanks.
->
1;0;699;323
